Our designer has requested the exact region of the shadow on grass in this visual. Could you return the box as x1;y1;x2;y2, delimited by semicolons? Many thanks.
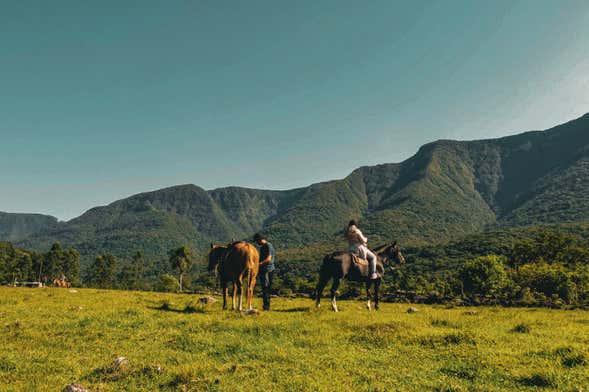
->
273;307;311;313
149;302;207;314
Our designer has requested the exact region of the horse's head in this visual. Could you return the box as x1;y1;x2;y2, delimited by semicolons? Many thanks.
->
207;243;227;277
377;241;405;267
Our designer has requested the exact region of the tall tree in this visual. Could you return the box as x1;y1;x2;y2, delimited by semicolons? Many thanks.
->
131;251;148;290
169;246;193;292
63;249;80;284
87;254;117;289
44;242;64;281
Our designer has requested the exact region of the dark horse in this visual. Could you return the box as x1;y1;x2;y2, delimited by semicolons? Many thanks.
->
315;241;405;312
208;242;259;311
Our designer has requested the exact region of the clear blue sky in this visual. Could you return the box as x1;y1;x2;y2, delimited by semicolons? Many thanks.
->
2;0;589;221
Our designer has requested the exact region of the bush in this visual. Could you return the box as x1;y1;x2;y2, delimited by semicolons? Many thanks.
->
513;262;574;303
459;255;508;298
159;274;180;292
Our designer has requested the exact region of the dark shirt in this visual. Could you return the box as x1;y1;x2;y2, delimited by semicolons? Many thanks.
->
259;242;276;273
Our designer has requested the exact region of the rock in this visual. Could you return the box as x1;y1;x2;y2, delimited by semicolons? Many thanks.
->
462;310;478;316
407;307;419;314
242;309;260;316
112;357;129;370
198;296;217;305
63;384;88;392
69;290;78;294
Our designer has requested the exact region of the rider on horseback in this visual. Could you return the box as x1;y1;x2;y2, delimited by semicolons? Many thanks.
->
346;220;378;280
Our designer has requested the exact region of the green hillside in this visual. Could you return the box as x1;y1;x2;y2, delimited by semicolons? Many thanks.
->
0;212;57;242
4;113;589;264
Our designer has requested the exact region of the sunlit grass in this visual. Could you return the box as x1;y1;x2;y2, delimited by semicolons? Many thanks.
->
1;287;588;391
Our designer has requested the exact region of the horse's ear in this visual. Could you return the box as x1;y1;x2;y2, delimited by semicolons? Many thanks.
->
392;240;397;247
210;243;214;249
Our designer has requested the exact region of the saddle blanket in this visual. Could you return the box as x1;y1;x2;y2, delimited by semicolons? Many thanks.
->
350;253;369;266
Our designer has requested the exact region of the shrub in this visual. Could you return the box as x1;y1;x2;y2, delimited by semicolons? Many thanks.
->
459;255;508;297
158;274;180;292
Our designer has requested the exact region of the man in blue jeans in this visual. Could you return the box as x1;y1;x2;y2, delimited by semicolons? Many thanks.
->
254;232;276;311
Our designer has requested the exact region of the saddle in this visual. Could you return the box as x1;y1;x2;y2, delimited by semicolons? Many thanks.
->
350;253;369;266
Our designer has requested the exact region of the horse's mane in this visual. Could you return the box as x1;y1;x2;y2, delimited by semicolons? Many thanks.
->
372;243;390;254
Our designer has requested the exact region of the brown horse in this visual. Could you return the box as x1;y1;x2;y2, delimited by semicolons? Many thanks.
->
53;278;71;288
315;241;405;312
208;242;259;311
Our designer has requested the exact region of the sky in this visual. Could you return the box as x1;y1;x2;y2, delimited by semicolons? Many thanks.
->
2;0;589;221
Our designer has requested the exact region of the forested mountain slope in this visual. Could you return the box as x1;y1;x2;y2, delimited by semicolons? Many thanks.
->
4;113;589;263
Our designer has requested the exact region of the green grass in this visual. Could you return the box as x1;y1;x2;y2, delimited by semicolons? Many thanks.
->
1;287;588;391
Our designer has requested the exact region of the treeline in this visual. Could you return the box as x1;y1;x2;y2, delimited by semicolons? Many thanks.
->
0;242;80;285
380;230;589;308
0;241;212;293
2;226;589;308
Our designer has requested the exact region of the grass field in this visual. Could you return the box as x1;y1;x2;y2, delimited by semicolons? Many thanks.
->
1;287;588;391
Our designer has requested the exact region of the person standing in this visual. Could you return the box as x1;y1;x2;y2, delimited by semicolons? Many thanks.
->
254;232;276;311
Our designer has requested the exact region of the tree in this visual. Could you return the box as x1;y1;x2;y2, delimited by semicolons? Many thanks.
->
459;255;508;297
130;251;148;290
44;243;64;281
87;254;117;289
169;246;193;292
13;251;32;284
63;249;80;285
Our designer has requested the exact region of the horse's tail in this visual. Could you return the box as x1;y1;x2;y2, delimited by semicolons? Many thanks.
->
319;254;331;274
245;243;259;286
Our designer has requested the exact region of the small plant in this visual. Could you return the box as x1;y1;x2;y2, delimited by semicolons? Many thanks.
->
555;347;587;368
518;372;558;388
440;360;481;381
511;323;530;333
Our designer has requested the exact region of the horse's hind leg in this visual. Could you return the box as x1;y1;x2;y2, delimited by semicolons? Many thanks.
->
366;281;372;311
374;279;381;310
330;278;341;312
247;271;256;310
231;282;237;311
315;274;329;308
222;281;228;310
237;276;244;312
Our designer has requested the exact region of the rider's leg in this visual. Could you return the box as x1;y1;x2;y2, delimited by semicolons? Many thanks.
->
365;247;378;279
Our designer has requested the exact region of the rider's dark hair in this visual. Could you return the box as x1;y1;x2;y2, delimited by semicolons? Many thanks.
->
348;219;358;227
253;232;266;242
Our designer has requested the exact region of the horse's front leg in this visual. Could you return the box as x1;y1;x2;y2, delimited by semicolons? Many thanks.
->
330;278;341;312
366;280;372;311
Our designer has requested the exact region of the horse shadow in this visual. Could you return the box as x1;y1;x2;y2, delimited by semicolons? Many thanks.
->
272;307;311;313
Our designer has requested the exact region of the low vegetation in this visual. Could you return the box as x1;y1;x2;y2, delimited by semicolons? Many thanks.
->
1;287;588;391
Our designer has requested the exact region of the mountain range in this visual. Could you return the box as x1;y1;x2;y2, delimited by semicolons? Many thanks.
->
3;112;589;263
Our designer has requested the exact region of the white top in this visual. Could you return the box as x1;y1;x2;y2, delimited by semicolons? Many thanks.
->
347;225;368;246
